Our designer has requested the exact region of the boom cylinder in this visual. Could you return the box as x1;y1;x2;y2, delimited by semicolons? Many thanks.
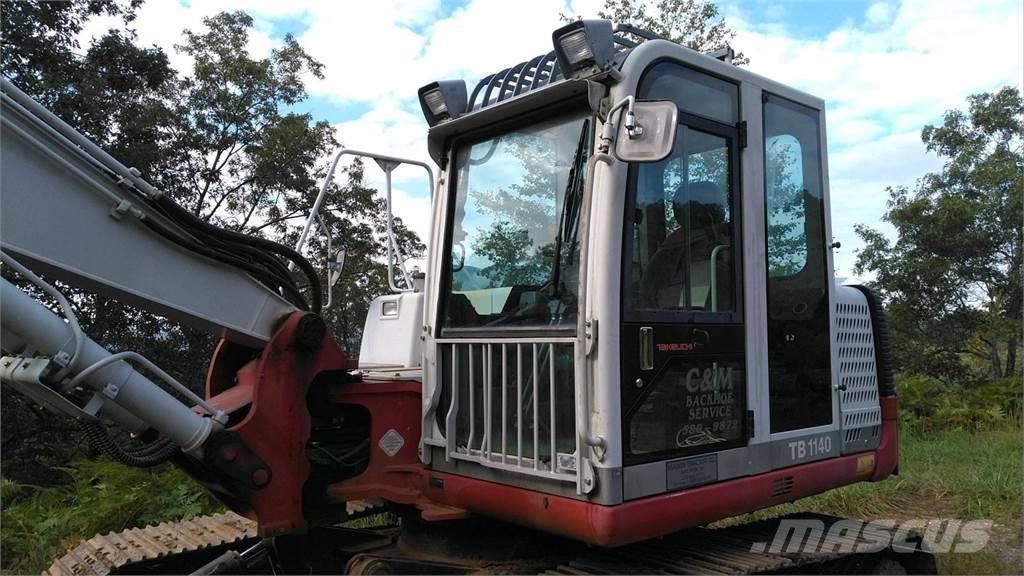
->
0;277;216;453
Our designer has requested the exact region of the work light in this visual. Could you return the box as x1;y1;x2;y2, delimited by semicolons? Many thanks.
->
417;80;468;127
552;20;616;81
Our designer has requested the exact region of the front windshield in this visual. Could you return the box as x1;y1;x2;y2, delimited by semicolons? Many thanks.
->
442;110;591;332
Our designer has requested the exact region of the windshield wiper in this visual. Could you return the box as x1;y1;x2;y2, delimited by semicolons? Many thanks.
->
550;119;591;299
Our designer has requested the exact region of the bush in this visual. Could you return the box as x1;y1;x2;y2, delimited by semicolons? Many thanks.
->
1;459;222;575
897;374;1023;433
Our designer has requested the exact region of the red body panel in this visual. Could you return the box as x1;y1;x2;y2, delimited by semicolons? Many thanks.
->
872;395;899;481
421;396;898;546
206;312;351;536
425;451;869;547
324;380;425;505
322;378;470;520
331;383;898;546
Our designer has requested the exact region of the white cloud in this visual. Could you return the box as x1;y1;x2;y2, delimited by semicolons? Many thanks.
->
77;0;295;74
865;2;892;26
75;0;1024;273
727;0;1023;274
333;102;433;181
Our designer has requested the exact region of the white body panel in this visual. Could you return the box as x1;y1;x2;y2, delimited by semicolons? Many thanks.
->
359;292;424;369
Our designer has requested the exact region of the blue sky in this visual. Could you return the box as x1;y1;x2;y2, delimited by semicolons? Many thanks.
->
82;0;1024;277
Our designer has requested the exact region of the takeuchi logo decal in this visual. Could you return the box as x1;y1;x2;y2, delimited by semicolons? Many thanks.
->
657;342;699;352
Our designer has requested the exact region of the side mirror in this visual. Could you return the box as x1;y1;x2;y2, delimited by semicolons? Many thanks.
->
614;100;678;163
451;243;465;273
329;250;346;287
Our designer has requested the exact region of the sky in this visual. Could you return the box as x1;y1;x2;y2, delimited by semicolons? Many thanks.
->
80;0;1024;278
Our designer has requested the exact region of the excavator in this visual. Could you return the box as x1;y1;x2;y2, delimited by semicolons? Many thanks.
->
1;20;937;575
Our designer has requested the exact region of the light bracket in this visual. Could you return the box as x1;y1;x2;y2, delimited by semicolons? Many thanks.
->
551;20;616;81
417;80;468;127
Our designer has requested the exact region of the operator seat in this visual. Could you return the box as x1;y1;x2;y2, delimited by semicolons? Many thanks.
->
640;181;732;311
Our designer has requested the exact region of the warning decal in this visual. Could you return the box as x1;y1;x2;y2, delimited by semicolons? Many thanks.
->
378;428;405;457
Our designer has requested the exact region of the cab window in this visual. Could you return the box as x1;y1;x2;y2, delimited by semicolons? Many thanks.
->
629;127;735;316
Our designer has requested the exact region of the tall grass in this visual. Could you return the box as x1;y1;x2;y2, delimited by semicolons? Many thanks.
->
720;423;1023;574
1;460;222;575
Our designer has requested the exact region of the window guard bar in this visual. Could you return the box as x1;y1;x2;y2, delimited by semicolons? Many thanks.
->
436;336;585;491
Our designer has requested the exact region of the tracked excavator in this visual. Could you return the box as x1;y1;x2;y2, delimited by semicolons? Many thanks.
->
1;20;936;575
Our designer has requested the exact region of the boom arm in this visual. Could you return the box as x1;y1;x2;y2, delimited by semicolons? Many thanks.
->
0;77;316;458
0;78;299;345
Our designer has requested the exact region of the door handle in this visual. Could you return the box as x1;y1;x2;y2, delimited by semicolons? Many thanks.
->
640;326;653;371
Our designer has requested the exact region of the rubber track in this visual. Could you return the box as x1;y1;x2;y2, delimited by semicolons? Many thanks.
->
45;500;388;576
44;512;257;576
540;514;891;575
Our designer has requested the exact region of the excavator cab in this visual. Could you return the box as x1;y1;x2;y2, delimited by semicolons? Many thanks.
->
394;19;894;545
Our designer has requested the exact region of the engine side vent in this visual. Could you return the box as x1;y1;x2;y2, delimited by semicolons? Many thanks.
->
772;476;794;497
835;285;884;455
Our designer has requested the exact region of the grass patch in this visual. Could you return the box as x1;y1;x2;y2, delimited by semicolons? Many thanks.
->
1;460;222;575
342;512;399;529
720;424;1023;574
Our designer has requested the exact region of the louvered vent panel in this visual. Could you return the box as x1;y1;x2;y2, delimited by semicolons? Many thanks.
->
835;286;883;454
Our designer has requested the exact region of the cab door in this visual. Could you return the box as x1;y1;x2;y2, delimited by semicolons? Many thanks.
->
620;62;748;478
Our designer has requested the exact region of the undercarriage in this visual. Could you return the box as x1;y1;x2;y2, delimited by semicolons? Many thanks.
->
49;512;937;575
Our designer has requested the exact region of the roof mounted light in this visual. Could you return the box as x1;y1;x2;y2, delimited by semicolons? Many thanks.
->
552;20;616;81
417;80;467;127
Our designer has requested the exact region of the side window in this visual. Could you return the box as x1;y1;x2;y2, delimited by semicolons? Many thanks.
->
642;62;738;124
763;94;833;434
765;134;806;277
629;127;735;315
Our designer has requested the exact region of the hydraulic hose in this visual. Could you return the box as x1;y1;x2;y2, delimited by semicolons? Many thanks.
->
152;196;323;314
81;421;180;468
138;217;308;310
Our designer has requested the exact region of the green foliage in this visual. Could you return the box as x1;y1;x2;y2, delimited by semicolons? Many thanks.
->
0;477;19;501
1;460;222;575
0;0;145;101
595;0;747;65
855;87;1023;382
897;374;1023;434
2;3;423;485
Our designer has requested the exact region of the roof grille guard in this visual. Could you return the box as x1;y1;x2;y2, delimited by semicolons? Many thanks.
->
467;25;657;111
467;23;729;112
468;51;563;111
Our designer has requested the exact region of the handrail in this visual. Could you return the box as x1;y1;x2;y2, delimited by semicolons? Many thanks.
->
710;244;730;312
294;148;434;294
571;151;611;497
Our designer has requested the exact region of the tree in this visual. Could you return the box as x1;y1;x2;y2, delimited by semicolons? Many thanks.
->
1;5;423;480
2;0;183;486
166;12;331;230
300;159;424;355
161;11;423;354
855;87;1023;382
1;0;143;99
593;0;747;65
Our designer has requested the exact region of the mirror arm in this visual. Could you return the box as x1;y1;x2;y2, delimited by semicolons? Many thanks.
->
598;96;638;153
